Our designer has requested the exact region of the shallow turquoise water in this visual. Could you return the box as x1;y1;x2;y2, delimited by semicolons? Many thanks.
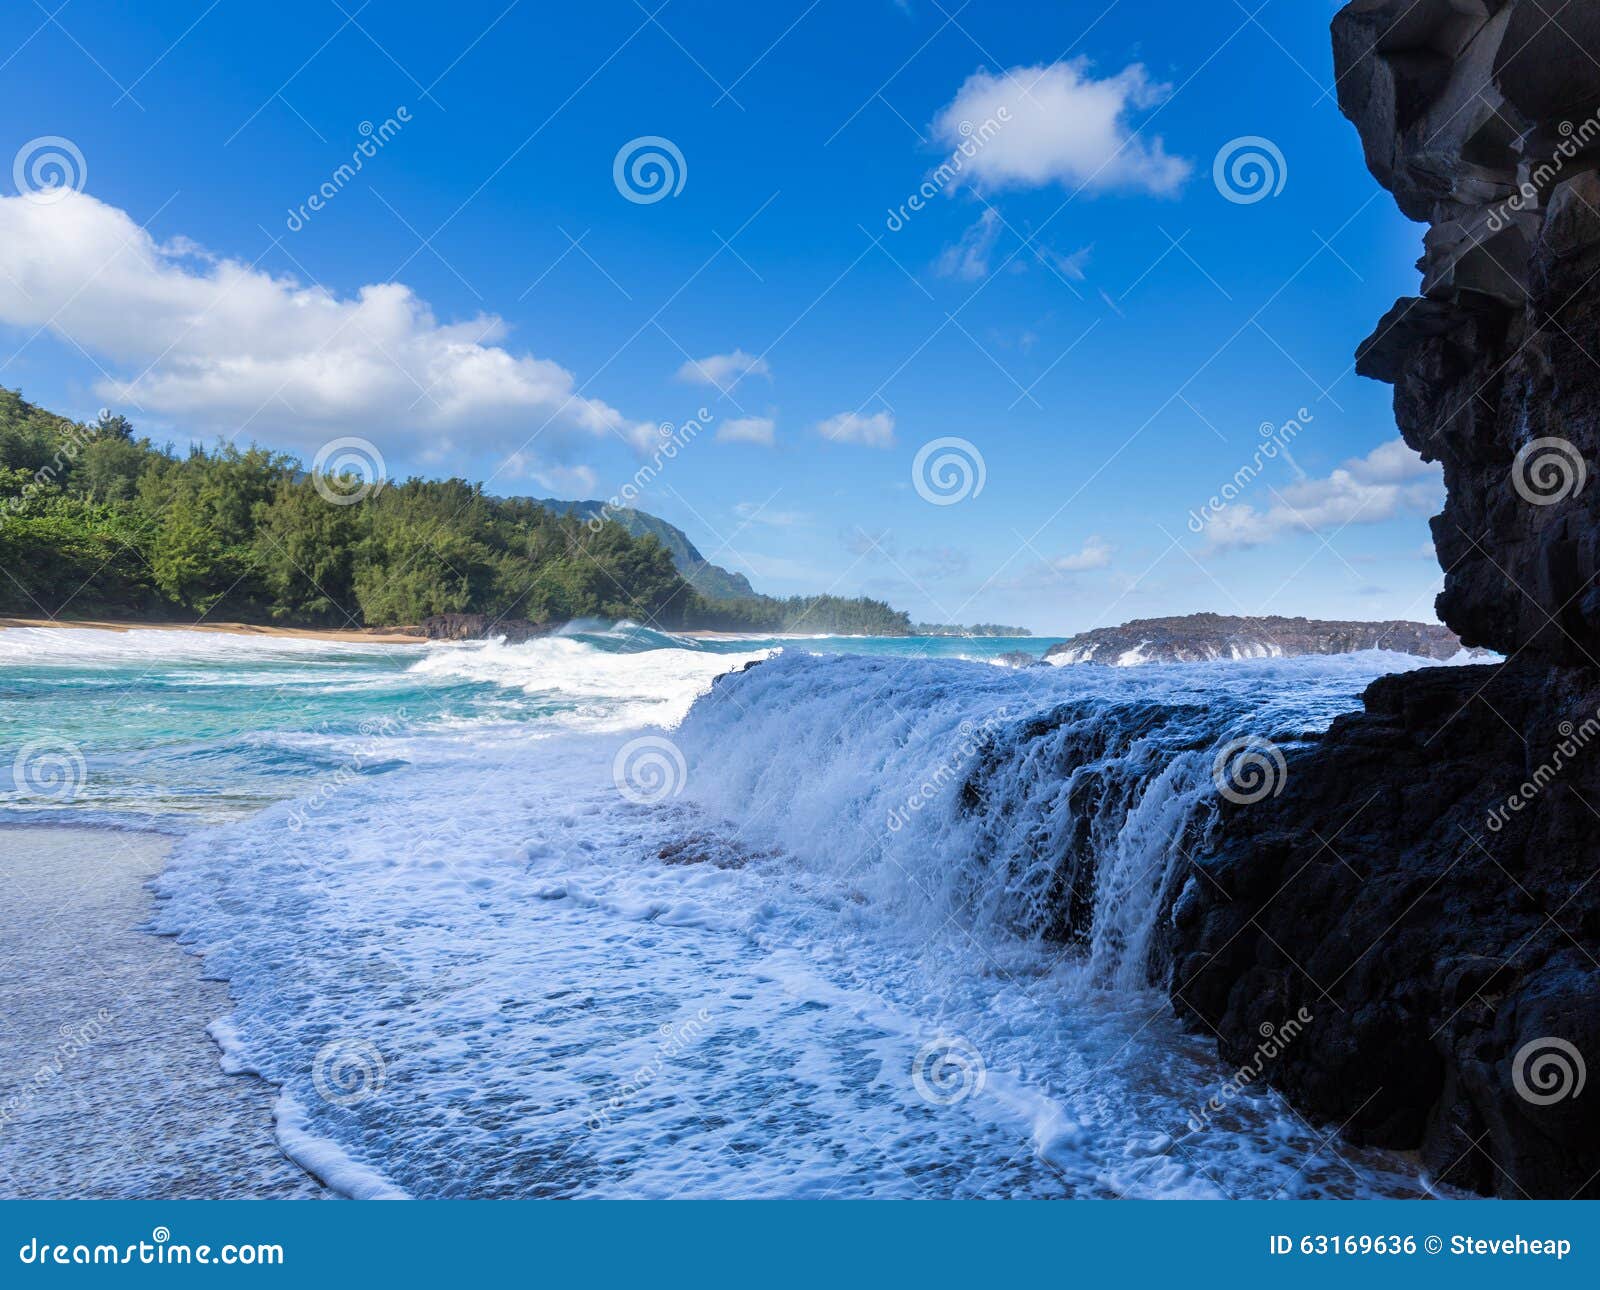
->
0;623;1453;1199
0;626;1055;826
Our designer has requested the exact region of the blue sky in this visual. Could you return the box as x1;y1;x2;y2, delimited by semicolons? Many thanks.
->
0;0;1444;635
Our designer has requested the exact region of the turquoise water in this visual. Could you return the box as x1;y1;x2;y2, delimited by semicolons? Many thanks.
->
0;626;1055;826
0;623;1453;1198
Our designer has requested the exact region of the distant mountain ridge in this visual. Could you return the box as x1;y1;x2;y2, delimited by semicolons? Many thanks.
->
527;498;756;601
1044;613;1474;666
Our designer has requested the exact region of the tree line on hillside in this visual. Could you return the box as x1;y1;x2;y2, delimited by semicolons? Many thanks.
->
0;389;911;635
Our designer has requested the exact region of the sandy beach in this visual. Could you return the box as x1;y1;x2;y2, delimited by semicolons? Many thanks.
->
0;827;322;1198
0;616;424;645
0;617;917;646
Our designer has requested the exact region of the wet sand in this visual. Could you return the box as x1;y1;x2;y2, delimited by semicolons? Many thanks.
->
0;826;323;1198
0;616;422;644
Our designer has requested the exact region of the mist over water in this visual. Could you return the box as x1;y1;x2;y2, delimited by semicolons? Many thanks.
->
1;626;1447;1197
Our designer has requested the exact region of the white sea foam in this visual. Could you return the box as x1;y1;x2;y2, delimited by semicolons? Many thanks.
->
6;626;1462;1195
0;625;406;665
274;1093;409;1200
138;641;1460;1198
403;635;769;731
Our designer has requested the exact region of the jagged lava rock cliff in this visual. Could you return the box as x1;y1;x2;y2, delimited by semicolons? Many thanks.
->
1044;613;1467;666
1172;0;1600;1197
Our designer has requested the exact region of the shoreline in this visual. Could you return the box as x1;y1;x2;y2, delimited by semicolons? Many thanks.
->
0;616;1042;647
0;616;426;645
0;825;324;1199
0;617;1028;645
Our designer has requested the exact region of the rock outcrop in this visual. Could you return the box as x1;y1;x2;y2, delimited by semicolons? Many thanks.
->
1336;0;1600;665
1044;613;1469;666
1174;663;1600;1197
1173;1;1600;1197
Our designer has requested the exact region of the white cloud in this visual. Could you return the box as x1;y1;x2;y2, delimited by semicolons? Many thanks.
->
938;211;1092;284
675;348;771;392
932;60;1191;195
1052;535;1113;572
937;209;1003;280
734;500;806;526
530;463;598;496
717;415;776;446
1039;243;1092;281
816;409;895;448
1346;437;1437;484
0;192;660;457
995;536;1113;591
1203;439;1444;551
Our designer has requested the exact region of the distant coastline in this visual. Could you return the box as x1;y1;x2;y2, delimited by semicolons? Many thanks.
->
1043;612;1473;666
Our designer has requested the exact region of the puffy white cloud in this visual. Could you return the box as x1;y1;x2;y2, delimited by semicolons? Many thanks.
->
717;415;776;446
932;60;1191;196
995;536;1113;591
1052;535;1114;572
0;191;659;457
816;409;895;448
1202;439;1444;551
675;348;771;392
1346;436;1438;483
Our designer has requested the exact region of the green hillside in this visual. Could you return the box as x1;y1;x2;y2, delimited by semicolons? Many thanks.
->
529;498;756;601
0;388;909;636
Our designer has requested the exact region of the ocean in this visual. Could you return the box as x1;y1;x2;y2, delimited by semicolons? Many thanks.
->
0;625;1454;1198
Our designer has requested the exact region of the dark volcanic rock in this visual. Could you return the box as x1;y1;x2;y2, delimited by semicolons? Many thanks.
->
1334;0;1600;665
414;613;555;643
1172;0;1600;1199
1043;613;1468;666
1173;664;1600;1197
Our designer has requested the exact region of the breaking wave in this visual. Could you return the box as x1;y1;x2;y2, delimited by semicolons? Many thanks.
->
6;626;1453;1197
671;650;1438;989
